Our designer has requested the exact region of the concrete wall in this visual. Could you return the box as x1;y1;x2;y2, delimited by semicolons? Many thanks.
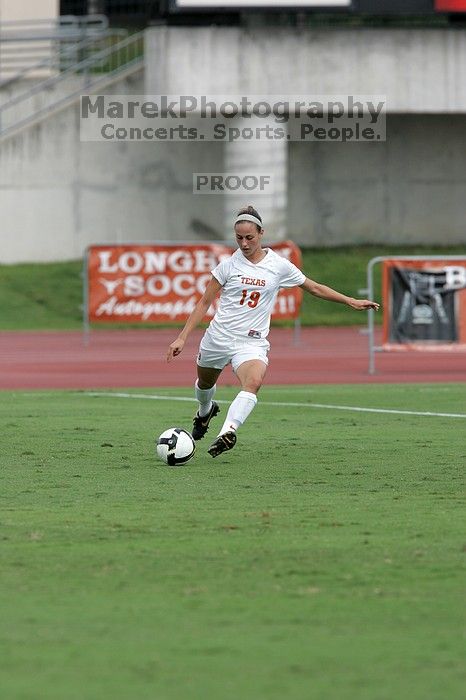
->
144;25;466;249
0;72;225;263
0;0;58;22
145;26;466;112
0;0;60;82
288;114;466;246
3;109;464;262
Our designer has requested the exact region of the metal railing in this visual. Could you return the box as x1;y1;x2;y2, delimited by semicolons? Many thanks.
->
0;15;109;82
0;28;144;141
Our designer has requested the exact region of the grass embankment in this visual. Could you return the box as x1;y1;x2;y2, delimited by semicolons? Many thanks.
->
0;246;463;330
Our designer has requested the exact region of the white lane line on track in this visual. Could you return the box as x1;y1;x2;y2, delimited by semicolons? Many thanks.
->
81;392;466;419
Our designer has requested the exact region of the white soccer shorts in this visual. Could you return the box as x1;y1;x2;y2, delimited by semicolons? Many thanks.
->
197;330;269;373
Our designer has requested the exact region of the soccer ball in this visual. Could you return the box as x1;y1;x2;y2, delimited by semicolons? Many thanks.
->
156;427;196;466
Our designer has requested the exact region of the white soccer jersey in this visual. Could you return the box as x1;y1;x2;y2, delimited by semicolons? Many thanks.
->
208;248;305;340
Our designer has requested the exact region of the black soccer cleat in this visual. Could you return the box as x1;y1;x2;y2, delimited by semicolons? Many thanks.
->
207;430;237;458
192;401;220;441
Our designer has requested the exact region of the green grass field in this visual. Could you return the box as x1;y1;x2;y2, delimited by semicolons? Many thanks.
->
1;383;464;700
1;245;463;330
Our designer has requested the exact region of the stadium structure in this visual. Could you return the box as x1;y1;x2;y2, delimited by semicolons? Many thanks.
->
0;0;465;262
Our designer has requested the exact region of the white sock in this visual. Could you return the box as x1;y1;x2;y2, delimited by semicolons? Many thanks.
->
219;391;257;435
195;380;216;417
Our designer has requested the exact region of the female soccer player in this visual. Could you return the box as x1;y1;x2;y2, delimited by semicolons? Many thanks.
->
167;206;379;457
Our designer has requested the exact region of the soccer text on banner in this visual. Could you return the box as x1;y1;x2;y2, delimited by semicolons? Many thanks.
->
85;242;303;327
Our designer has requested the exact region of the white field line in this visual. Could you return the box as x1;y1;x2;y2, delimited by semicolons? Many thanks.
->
82;392;466;419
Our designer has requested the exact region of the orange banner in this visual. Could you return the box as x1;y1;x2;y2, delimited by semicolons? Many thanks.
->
86;241;303;324
382;258;466;350
435;0;466;11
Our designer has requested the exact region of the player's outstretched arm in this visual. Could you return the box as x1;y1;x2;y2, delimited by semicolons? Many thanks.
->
300;277;380;311
166;276;222;362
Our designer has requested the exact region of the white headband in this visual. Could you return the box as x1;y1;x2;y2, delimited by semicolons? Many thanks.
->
234;214;263;228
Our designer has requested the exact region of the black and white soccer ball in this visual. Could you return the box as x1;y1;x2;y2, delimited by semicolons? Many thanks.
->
156;427;196;466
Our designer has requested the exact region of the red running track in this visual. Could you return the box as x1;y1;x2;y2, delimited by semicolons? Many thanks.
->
0;327;465;390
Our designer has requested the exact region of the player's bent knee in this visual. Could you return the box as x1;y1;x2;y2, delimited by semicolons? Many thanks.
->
243;378;263;394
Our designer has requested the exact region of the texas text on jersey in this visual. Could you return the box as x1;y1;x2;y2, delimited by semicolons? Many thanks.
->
208;248;305;340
